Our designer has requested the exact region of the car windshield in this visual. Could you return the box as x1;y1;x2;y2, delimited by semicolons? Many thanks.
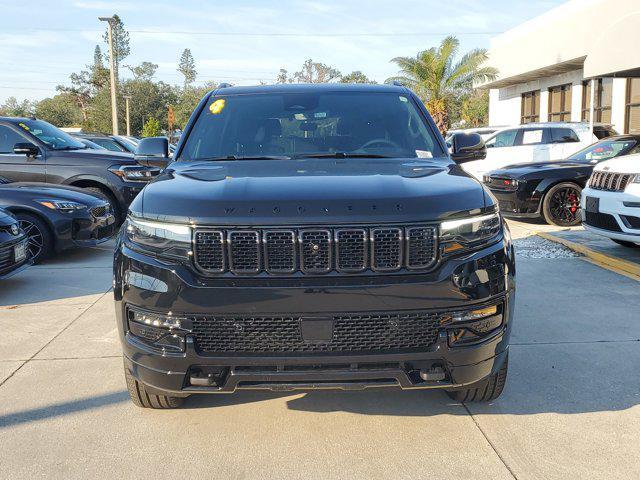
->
568;139;637;163
15;120;86;150
179;91;444;161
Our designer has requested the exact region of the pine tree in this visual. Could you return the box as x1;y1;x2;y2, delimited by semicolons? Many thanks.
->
178;49;197;89
102;14;130;81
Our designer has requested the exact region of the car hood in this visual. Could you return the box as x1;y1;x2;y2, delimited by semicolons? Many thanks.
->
593;153;640;173
0;182;107;205
50;148;136;164
489;160;594;178
134;158;487;225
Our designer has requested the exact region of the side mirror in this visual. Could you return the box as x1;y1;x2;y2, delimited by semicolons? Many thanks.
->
135;137;170;168
450;133;486;164
14;142;39;157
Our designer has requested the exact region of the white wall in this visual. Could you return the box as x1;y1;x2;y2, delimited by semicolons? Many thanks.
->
611;78;627;133
488;70;585;126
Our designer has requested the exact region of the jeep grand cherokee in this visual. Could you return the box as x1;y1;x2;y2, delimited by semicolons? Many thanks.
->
114;83;515;409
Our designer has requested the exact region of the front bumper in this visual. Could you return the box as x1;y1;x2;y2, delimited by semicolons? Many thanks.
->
53;211;117;252
0;237;31;279
114;238;516;394
581;185;640;244
486;183;542;218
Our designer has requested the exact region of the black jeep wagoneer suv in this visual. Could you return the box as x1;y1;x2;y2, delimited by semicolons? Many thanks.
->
114;84;515;408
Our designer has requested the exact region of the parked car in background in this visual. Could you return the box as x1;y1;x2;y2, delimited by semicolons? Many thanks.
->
0;207;29;279
484;135;640;226
446;126;506;144
70;133;138;153
115;83;515;409
0;180;116;263
463;122;618;180
77;138;106;150
581;153;640;247
0;117;160;219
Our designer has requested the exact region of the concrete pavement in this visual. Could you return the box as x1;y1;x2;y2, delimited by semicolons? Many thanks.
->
0;222;639;479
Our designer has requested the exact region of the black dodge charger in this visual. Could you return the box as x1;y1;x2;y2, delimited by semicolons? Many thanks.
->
115;83;515;409
0;207;29;279
0;181;116;263
484;135;640;226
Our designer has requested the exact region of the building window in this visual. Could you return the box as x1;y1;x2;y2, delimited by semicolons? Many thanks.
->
548;84;572;122
626;79;640;134
521;90;540;124
582;78;612;123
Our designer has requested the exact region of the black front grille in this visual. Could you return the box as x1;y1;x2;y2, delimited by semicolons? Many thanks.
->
0;240;22;272
589;171;634;191
90;204;110;218
191;312;443;354
584;211;622;232
194;225;438;276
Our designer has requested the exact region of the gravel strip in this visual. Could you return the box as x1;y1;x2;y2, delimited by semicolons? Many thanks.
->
514;235;581;258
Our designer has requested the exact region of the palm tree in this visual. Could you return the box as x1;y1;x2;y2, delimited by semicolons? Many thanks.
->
387;36;498;134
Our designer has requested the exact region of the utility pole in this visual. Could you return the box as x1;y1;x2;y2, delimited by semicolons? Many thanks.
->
123;95;132;136
99;16;119;135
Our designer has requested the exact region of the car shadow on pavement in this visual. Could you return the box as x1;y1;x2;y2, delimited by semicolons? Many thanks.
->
0;391;129;430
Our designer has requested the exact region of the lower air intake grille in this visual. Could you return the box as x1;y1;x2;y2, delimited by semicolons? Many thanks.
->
584;211;622;232
191;312;443;354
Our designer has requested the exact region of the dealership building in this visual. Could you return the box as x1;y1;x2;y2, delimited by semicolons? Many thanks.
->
483;0;640;135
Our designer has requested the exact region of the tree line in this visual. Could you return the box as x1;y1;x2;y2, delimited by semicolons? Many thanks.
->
0;15;495;136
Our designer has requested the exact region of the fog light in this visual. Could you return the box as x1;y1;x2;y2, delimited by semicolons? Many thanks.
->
127;309;190;352
447;304;503;346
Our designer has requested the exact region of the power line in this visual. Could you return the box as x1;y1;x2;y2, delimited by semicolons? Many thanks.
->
0;26;502;37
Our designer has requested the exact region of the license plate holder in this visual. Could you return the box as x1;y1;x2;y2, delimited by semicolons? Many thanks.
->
14;242;26;262
585;196;599;213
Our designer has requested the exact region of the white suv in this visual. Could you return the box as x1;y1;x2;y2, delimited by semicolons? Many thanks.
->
581;153;640;247
463;122;617;180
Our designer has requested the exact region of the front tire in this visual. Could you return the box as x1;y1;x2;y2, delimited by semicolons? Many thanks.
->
123;359;185;409
15;212;53;264
612;239;640;248
542;182;582;227
446;354;508;402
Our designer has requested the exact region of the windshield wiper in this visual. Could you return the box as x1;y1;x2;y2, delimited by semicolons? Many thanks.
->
293;152;394;159
196;155;292;161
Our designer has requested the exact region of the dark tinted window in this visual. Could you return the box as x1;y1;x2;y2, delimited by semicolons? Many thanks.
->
180;91;444;161
593;126;616;140
91;138;127;152
550;128;579;143
15;120;85;150
0;125;26;154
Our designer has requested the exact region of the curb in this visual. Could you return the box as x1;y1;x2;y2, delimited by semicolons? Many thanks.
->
538;231;640;281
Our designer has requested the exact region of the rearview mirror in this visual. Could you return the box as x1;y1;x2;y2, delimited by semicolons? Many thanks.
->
14;142;39;157
450;133;486;164
135;137;170;168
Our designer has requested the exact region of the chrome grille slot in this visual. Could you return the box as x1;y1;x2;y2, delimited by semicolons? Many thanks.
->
406;226;437;269
335;228;367;272
263;230;296;273
371;227;402;271
194;230;225;273
228;231;261;274
299;229;332;273
590;172;634;191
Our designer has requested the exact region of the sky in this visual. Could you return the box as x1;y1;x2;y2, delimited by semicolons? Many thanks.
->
0;0;566;103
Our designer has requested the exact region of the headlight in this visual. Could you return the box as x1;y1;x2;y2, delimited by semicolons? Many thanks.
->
632;174;640;184
109;165;160;182
125;217;192;259
440;212;502;253
37;199;87;212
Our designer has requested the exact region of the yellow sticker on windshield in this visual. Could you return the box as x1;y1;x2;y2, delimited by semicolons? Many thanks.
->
209;99;226;114
18;122;30;131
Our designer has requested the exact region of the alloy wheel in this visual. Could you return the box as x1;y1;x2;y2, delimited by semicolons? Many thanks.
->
549;186;581;225
18;219;44;260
